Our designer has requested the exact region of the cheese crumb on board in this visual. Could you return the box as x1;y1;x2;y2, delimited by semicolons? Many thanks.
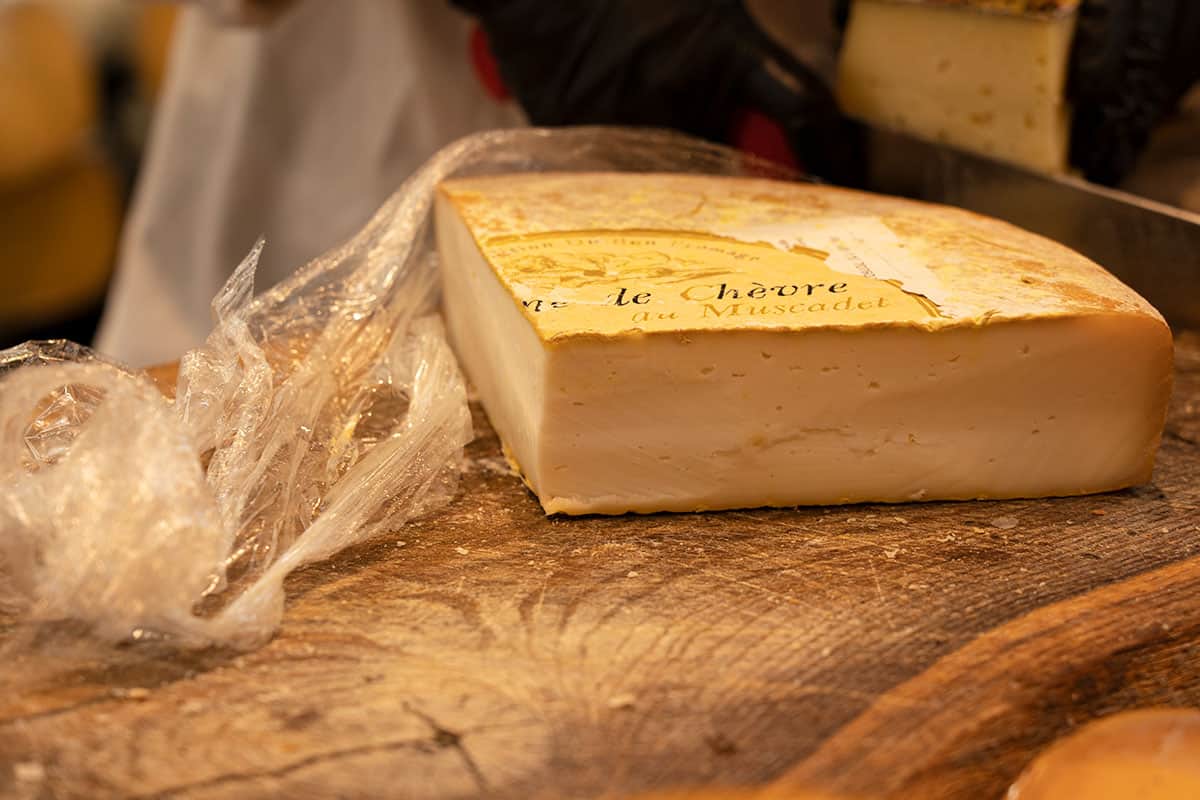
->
436;172;1172;516
837;0;1077;172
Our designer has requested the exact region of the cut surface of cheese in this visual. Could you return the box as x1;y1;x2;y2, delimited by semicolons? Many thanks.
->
436;172;1172;516
837;0;1076;173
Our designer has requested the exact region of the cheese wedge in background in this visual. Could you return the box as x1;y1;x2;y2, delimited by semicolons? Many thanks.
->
436;172;1172;516
837;0;1078;173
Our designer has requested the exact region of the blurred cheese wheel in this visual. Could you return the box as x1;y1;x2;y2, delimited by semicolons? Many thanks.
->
1009;709;1200;800
133;3;178;101
0;2;95;185
0;150;120;328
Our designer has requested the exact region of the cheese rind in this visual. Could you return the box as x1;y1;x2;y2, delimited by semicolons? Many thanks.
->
837;0;1076;172
436;172;1172;516
441;173;1160;329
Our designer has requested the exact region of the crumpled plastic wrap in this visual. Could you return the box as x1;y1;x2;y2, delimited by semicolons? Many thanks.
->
0;127;796;650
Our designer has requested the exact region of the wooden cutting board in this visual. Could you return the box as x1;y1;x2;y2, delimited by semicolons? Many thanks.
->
2;333;1198;800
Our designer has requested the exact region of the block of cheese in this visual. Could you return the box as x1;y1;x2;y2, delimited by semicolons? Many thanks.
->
1009;710;1200;800
435;172;1172;515
837;0;1077;173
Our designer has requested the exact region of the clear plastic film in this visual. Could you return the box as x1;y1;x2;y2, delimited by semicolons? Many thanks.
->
0;128;796;650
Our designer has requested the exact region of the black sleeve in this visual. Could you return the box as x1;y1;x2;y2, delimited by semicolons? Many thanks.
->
1070;0;1200;184
445;0;855;181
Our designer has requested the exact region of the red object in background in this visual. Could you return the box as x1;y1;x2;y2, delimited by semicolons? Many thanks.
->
470;26;511;101
469;25;802;172
730;109;801;172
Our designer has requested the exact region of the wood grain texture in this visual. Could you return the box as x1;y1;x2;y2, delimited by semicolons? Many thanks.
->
2;333;1198;800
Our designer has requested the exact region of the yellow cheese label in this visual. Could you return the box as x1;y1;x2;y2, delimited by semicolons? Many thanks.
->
476;229;937;341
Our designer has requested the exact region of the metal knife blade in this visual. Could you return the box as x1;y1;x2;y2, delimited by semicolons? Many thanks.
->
855;125;1200;328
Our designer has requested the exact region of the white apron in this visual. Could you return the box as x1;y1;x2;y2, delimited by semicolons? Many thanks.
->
96;0;524;366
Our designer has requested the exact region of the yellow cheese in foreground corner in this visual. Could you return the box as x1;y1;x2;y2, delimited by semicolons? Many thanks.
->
1009;710;1200;799
435;172;1172;515
837;0;1078;173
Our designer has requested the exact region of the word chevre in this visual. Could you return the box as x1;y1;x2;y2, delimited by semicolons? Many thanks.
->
435;172;1172;515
